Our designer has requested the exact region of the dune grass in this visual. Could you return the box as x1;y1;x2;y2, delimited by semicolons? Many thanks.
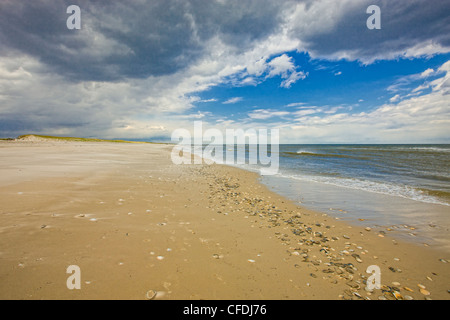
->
16;134;156;144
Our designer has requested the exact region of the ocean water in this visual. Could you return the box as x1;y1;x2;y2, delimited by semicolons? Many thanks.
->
195;144;450;249
274;144;450;207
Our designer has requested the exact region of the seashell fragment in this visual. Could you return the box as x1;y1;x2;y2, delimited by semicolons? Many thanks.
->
420;288;430;296
392;291;403;300
146;290;157;300
353;292;362;299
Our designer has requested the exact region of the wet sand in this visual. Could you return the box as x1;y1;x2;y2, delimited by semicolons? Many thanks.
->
261;174;450;252
0;139;449;300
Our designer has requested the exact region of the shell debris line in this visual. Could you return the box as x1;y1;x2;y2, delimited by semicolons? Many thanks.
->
198;165;450;300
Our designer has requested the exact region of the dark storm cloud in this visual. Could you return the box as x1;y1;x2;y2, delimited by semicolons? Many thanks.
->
0;0;286;81
1;0;450;83
293;0;450;61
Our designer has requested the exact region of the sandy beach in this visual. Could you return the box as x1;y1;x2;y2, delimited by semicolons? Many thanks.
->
0;138;448;300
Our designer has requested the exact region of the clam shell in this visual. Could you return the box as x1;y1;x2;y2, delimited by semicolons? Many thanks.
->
420;288;430;296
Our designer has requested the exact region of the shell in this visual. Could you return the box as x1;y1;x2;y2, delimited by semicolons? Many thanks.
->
420;288;431;296
392;291;403;300
146;290;157;300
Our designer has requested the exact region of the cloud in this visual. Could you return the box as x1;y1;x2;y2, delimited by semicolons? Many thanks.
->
387;65;447;94
2;0;449;84
224;52;308;88
197;98;218;103
0;53;223;138
0;0;304;138
223;97;243;104
265;54;308;88
177;111;212;120
286;0;450;63
248;109;290;120
1;0;449;141
0;0;288;81
252;59;450;143
421;68;435;78
286;102;306;107
389;94;400;103
293;109;318;118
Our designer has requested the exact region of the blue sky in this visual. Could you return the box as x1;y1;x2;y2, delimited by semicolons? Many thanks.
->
195;51;450;119
0;0;449;143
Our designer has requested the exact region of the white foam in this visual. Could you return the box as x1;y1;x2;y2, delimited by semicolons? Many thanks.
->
281;174;450;207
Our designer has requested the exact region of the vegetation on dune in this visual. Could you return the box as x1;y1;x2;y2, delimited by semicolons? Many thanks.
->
15;134;152;144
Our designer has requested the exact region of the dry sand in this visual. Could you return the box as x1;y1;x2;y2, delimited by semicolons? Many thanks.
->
0;139;448;300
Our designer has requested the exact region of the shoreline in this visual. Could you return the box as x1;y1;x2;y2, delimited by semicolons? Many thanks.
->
0;140;448;299
259;174;450;252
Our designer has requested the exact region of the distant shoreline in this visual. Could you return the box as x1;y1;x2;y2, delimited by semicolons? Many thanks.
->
9;134;170;145
3;134;449;145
